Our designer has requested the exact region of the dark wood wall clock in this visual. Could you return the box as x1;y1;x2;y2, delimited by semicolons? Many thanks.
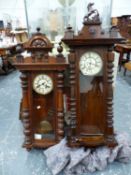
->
62;3;123;147
13;28;68;150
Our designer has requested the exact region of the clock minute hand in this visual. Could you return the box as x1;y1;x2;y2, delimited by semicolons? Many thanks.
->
36;84;41;88
45;84;50;89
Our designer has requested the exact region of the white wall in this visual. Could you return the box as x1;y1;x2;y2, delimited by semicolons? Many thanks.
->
111;0;131;17
0;0;26;29
0;0;131;31
25;0;62;33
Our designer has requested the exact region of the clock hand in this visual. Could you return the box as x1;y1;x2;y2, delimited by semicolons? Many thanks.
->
45;84;51;88
41;82;45;86
36;84;41;88
36;82;45;88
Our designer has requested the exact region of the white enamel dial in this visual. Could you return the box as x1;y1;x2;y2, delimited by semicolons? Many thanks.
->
79;52;103;76
33;74;53;95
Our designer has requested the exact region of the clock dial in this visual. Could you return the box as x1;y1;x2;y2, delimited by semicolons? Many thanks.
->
79;52;103;76
33;74;53;95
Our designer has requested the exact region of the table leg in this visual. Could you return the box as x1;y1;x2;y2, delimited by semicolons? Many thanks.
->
1;55;15;75
2;55;9;74
123;51;131;76
118;52;123;71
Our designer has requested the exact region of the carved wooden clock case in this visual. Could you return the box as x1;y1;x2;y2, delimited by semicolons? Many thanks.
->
13;29;68;150
62;8;123;147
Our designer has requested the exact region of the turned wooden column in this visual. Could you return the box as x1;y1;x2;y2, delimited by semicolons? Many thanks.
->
68;50;77;142
106;50;116;147
56;70;64;141
20;72;32;150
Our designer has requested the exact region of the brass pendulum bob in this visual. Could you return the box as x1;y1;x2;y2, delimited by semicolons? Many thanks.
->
37;120;53;134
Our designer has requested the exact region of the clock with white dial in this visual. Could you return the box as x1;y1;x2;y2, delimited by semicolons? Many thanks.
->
79;52;103;76
33;74;53;95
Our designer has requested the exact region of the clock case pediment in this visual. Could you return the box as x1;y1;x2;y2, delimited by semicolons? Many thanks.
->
24;27;53;53
62;22;123;46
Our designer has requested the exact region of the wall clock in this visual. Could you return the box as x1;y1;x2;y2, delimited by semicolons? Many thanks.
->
13;28;68;150
62;3;123;147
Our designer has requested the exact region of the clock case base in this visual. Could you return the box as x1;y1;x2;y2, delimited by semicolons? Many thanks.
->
67;135;117;148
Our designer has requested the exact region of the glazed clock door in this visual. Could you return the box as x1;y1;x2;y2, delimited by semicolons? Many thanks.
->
77;48;106;145
31;72;56;143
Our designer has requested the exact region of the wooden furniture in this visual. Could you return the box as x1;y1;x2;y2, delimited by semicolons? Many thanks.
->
117;15;131;42
11;29;28;43
0;20;4;29
112;16;131;72
0;45;16;74
112;15;131;41
62;3;123;147
13;28;68;150
124;61;131;75
115;44;131;71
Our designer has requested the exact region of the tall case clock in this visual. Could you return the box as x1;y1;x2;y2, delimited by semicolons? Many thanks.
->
13;28;68;150
62;4;123;147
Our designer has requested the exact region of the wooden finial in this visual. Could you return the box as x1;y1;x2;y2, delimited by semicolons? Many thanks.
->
64;25;74;39
36;27;41;33
67;24;73;31
57;42;64;58
16;44;24;63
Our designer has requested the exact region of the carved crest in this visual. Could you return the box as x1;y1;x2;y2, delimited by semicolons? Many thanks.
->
31;39;47;48
24;28;53;60
83;3;101;25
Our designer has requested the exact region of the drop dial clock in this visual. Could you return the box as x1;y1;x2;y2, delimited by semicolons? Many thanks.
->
62;2;123;148
13;28;68;150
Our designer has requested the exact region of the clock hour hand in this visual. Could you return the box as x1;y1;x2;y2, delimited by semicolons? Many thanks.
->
36;84;41;88
36;82;45;88
41;82;45;86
